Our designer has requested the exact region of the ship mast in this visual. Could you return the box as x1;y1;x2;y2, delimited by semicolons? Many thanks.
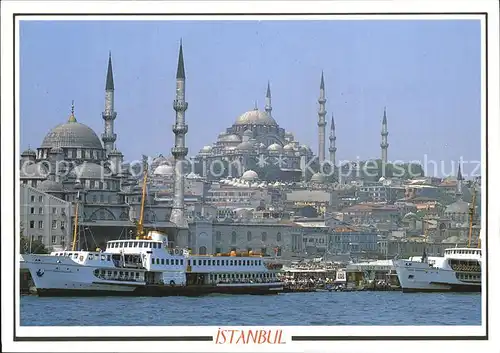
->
136;155;148;240
71;191;80;251
468;184;477;248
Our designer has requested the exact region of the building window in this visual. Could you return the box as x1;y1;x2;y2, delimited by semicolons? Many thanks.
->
38;196;43;202
52;236;57;244
216;231;221;241
39;207;43;214
261;231;267;242
52;207;57;214
247;231;252;241
30;207;35;214
52;220;57;229
261;247;267;256
38;221;43;229
29;220;34;228
231;231;237;244
30;195;35;202
37;235;43;243
276;232;282;242
60;221;65;229
215;247;222;253
100;194;104;203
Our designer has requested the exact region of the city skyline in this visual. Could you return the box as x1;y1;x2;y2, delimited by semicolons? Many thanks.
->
20;19;481;177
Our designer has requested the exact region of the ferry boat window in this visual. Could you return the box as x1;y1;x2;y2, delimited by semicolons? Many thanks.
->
135;272;139;278
180;259;184;265
119;242;124;247
152;243;156;249
193;260;197;266
238;260;242;266
88;254;94;260
133;242;138;248
119;271;124;276
139;242;144;248
125;271;129;277
203;260;207;266
217;260;220;266
161;259;165;265
107;255;111;261
176;259;179;265
113;271;117;276
230;260;234;266
107;271;112;276
73;254;78;259
101;255;106;261
187;260;191;266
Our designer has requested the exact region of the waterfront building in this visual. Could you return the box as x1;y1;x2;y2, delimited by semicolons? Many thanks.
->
20;184;71;250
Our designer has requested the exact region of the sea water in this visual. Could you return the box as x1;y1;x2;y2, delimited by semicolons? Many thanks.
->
20;291;481;326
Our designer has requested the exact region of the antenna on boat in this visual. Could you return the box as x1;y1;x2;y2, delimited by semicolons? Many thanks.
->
136;155;149;240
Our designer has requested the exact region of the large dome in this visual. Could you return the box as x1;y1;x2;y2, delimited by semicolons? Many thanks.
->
234;108;277;126
41;120;103;149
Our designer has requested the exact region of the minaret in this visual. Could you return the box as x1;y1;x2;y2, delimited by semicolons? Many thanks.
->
328;113;337;169
101;52;117;156
170;40;189;229
380;107;389;166
317;71;327;164
456;161;464;198
265;81;272;117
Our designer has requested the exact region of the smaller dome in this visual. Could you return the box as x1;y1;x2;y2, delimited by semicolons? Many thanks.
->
283;143;295;152
243;129;253;138
403;212;417;220
218;131;228;138
267;143;283;152
379;176;386;182
219;134;242;143
37;179;64;193
226;146;237;151
21;148;36;157
242;170;259;181
200;145;213;153
236;141;255;151
445;200;470;214
311;172;327;183
285;131;294;138
258;143;266;149
153;164;174;176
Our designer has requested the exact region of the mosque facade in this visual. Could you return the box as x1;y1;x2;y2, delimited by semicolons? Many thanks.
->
192;81;318;182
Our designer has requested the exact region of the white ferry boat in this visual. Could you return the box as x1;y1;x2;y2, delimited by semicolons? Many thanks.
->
22;231;284;297
22;163;283;297
393;248;482;293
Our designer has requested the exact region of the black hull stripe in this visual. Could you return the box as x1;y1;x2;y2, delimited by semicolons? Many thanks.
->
402;284;481;293
37;285;282;297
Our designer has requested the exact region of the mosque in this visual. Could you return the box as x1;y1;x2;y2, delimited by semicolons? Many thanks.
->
19;41;391;251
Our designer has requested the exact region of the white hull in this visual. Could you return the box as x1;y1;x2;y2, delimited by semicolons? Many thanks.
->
394;259;481;293
23;254;143;293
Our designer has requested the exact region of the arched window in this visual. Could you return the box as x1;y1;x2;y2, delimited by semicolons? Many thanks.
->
231;231;237;244
199;246;207;255
261;231;267;242
247;231;252;241
276;232;282;242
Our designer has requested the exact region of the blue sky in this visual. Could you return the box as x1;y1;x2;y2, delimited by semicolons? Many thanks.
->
20;19;481;177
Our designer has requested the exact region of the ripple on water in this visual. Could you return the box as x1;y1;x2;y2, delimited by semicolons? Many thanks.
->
20;292;481;326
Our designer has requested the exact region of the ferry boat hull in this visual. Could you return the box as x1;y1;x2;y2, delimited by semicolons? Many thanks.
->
36;284;283;297
394;259;481;293
23;253;283;297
